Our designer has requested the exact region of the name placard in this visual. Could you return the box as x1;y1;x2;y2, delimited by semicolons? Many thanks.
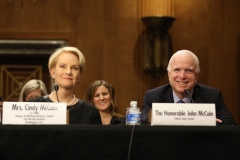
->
2;102;67;125
151;103;216;126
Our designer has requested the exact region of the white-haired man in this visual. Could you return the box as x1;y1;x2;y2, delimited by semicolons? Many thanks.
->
141;50;236;125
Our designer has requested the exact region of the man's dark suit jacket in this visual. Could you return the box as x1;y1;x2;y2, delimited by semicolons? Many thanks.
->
140;83;236;125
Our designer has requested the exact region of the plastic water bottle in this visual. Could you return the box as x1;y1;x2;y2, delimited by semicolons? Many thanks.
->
126;101;141;125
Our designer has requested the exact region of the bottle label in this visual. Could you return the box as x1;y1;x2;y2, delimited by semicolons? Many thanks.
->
127;113;140;123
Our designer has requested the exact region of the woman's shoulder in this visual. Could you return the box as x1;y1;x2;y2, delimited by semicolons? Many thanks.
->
27;96;48;102
111;116;126;125
68;99;97;111
81;101;99;111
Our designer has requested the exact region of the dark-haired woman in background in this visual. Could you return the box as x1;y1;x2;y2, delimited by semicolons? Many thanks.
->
85;80;125;125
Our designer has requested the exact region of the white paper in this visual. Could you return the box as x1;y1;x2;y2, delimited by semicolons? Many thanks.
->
2;102;67;125
151;103;216;126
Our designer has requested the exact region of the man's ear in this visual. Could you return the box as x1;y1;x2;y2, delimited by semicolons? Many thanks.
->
167;71;171;79
194;73;199;82
195;71;200;80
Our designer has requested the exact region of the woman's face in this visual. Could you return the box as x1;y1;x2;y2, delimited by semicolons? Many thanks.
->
25;88;42;101
50;52;81;90
93;85;111;112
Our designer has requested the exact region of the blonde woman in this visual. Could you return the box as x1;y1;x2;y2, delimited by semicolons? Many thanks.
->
28;46;102;124
19;79;48;102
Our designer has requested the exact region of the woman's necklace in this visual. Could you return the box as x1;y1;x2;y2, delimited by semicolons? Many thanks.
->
50;92;76;106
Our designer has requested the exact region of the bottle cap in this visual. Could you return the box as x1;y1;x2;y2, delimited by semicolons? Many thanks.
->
130;101;137;106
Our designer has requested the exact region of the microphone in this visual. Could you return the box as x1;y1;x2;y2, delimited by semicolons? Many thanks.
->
184;89;194;103
184;89;190;95
54;84;60;102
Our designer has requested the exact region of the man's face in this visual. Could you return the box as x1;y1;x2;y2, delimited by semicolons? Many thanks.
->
168;52;198;98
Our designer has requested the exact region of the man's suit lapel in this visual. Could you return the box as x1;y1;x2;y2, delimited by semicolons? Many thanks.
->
192;86;204;103
163;87;174;103
161;84;204;103
162;85;204;103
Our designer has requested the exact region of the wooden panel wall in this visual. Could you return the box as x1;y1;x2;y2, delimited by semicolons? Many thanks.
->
140;0;175;17
0;0;240;123
171;0;240;123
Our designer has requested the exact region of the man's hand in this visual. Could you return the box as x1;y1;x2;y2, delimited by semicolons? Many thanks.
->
216;118;222;123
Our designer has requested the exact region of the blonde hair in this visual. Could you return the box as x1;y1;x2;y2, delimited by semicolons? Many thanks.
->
48;46;85;82
19;79;48;102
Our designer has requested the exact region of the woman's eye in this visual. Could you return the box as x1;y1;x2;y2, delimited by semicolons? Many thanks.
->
103;93;108;96
72;67;78;70
26;96;33;100
60;65;65;68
